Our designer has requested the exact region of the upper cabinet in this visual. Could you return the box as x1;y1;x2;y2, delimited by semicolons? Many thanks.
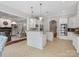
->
27;17;44;31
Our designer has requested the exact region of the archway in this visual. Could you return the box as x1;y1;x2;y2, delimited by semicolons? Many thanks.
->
49;20;57;37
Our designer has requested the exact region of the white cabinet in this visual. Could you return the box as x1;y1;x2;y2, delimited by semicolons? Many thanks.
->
68;32;77;50
77;38;79;53
67;32;79;53
58;17;68;40
46;32;53;42
68;32;77;40
70;33;79;53
27;31;47;50
74;36;79;53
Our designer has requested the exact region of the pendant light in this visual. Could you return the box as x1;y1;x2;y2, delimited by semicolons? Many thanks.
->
39;3;43;21
30;6;34;17
39;3;42;17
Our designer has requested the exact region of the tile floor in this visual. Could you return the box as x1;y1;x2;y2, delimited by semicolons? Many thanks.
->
2;39;77;57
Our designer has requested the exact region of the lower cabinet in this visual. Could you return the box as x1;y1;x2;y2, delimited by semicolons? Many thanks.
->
27;31;47;50
46;32;53;42
67;32;79;53
75;37;79;53
72;36;79;53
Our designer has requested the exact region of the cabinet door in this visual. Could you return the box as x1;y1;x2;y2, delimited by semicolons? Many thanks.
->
76;37;79;53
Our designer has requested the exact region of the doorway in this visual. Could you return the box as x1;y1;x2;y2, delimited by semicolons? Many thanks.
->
50;20;57;38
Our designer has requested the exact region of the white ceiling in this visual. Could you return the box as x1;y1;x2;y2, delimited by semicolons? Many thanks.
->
0;1;78;19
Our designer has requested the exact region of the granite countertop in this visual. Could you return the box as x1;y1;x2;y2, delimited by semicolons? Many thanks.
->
74;33;79;36
69;28;79;36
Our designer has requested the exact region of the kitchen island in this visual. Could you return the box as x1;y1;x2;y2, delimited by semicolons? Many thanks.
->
27;31;47;49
